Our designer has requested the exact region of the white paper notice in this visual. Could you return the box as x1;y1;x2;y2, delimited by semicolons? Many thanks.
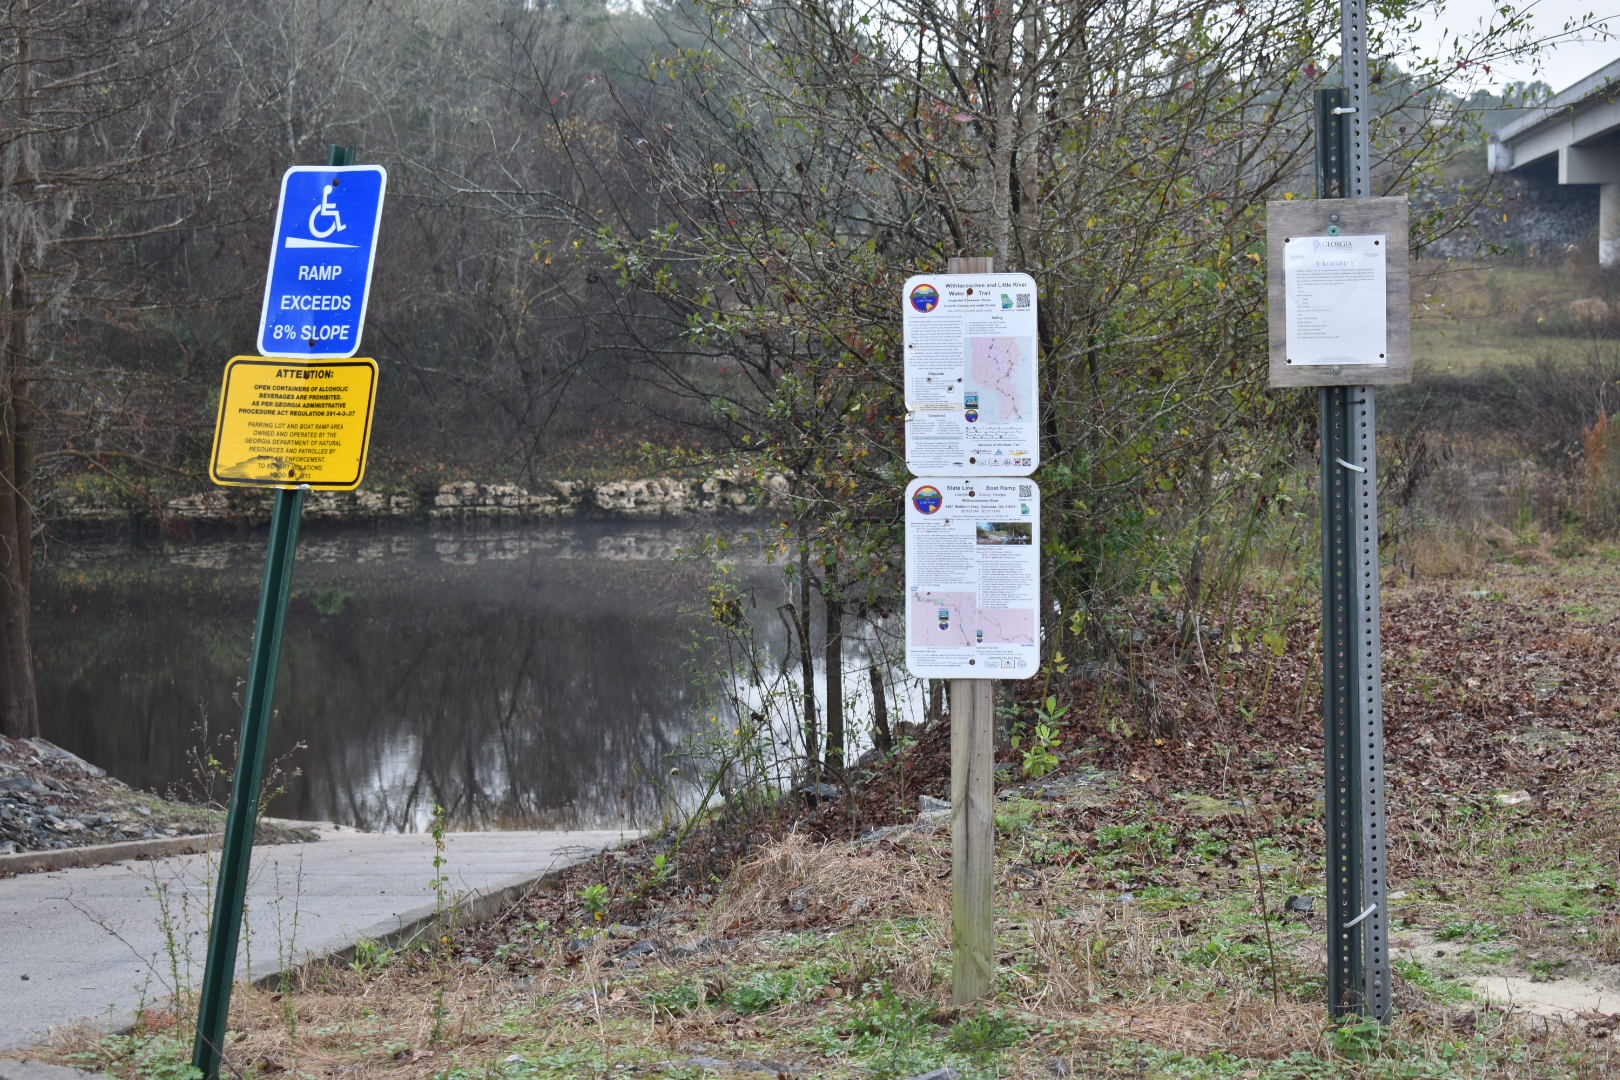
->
1283;234;1388;366
905;477;1040;680
903;273;1039;475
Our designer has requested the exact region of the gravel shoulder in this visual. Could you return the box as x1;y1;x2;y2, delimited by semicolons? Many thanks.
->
0;735;310;871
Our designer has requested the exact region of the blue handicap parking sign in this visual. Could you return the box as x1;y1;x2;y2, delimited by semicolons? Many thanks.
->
258;164;387;359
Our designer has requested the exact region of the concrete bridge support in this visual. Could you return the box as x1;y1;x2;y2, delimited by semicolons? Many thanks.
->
1561;146;1620;267
1603;183;1620;268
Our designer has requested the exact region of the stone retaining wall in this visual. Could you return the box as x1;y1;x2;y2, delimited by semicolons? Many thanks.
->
54;471;790;531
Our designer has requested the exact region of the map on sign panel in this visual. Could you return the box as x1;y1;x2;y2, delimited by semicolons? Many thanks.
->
908;589;1038;649
965;336;1034;422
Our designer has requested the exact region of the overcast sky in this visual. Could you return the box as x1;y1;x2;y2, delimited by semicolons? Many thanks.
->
1404;0;1616;93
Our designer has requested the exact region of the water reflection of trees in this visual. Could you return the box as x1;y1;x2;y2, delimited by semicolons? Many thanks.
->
33;523;764;832
277;577;707;831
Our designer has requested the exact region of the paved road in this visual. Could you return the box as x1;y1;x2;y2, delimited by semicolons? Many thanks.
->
0;827;631;1051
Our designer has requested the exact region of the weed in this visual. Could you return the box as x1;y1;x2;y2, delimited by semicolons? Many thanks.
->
1528;957;1571;981
72;1032;202;1080
578;883;610;922
644;981;706;1015
1392;957;1478;1005
995;798;1041;835
506;1045;610;1076
1495;869;1607;919
819;983;944;1077
1189;829;1232;860
725;965;830;1013
429;801;451;919
1179;934;1270;969
349;936;398;972
1012;695;1069;778
1327;1017;1387;1061
1094;821;1177;865
1136;884;1204;907
1022;835;1084;865
944;1011;1026;1054
1434;917;1503;942
493;919;551;962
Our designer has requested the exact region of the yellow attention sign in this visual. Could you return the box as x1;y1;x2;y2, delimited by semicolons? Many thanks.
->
210;357;378;490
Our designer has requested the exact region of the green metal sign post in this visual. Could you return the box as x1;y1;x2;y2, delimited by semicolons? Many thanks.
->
191;145;355;1080
1314;41;1393;1021
1266;0;1404;1026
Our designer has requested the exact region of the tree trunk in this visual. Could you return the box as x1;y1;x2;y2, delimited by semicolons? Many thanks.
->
823;562;843;774
796;527;819;782
987;0;1016;266
869;665;891;756
1177;435;1218;659
1;12;40;741
1014;8;1040;261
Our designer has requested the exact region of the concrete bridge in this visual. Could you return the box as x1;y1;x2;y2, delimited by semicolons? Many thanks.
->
1488;58;1620;266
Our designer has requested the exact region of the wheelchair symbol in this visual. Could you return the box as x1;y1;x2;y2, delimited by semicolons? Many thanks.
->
308;184;346;239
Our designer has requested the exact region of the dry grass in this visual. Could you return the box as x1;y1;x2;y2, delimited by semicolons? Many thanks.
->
1048;997;1329;1057
708;830;950;933
1411;258;1619;379
33;802;1620;1079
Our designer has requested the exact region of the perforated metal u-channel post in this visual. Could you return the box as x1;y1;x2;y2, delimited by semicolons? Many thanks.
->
1316;29;1392;1022
1351;390;1391;1025
1319;383;1360;1015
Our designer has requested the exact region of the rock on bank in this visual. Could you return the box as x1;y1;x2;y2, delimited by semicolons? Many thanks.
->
55;472;790;531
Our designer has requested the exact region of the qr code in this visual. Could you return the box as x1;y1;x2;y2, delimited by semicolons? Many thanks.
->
1015;293;1031;309
1018;484;1032;497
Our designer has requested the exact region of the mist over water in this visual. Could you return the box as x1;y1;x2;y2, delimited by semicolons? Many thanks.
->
32;521;781;833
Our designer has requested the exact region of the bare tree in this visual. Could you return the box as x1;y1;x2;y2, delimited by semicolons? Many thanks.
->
0;0;240;737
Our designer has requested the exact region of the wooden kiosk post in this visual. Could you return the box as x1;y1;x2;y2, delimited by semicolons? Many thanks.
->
946;255;996;1004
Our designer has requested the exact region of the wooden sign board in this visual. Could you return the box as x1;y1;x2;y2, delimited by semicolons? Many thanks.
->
1267;196;1411;387
210;357;378;490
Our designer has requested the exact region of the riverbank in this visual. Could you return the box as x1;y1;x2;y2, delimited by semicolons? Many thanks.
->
50;471;791;533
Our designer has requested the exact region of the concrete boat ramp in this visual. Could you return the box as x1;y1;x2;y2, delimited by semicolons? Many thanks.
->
0;826;631;1053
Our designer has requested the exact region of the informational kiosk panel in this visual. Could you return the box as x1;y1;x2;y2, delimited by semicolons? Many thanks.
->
259;164;388;359
1267;196;1410;387
209;357;379;490
905;477;1040;679
903;273;1039;475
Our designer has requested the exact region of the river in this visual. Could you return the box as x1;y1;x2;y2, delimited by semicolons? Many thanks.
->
29;520;844;833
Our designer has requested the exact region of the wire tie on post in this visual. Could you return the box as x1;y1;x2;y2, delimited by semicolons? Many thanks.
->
1345;903;1378;928
1332;106;1358;115
1335;458;1366;474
